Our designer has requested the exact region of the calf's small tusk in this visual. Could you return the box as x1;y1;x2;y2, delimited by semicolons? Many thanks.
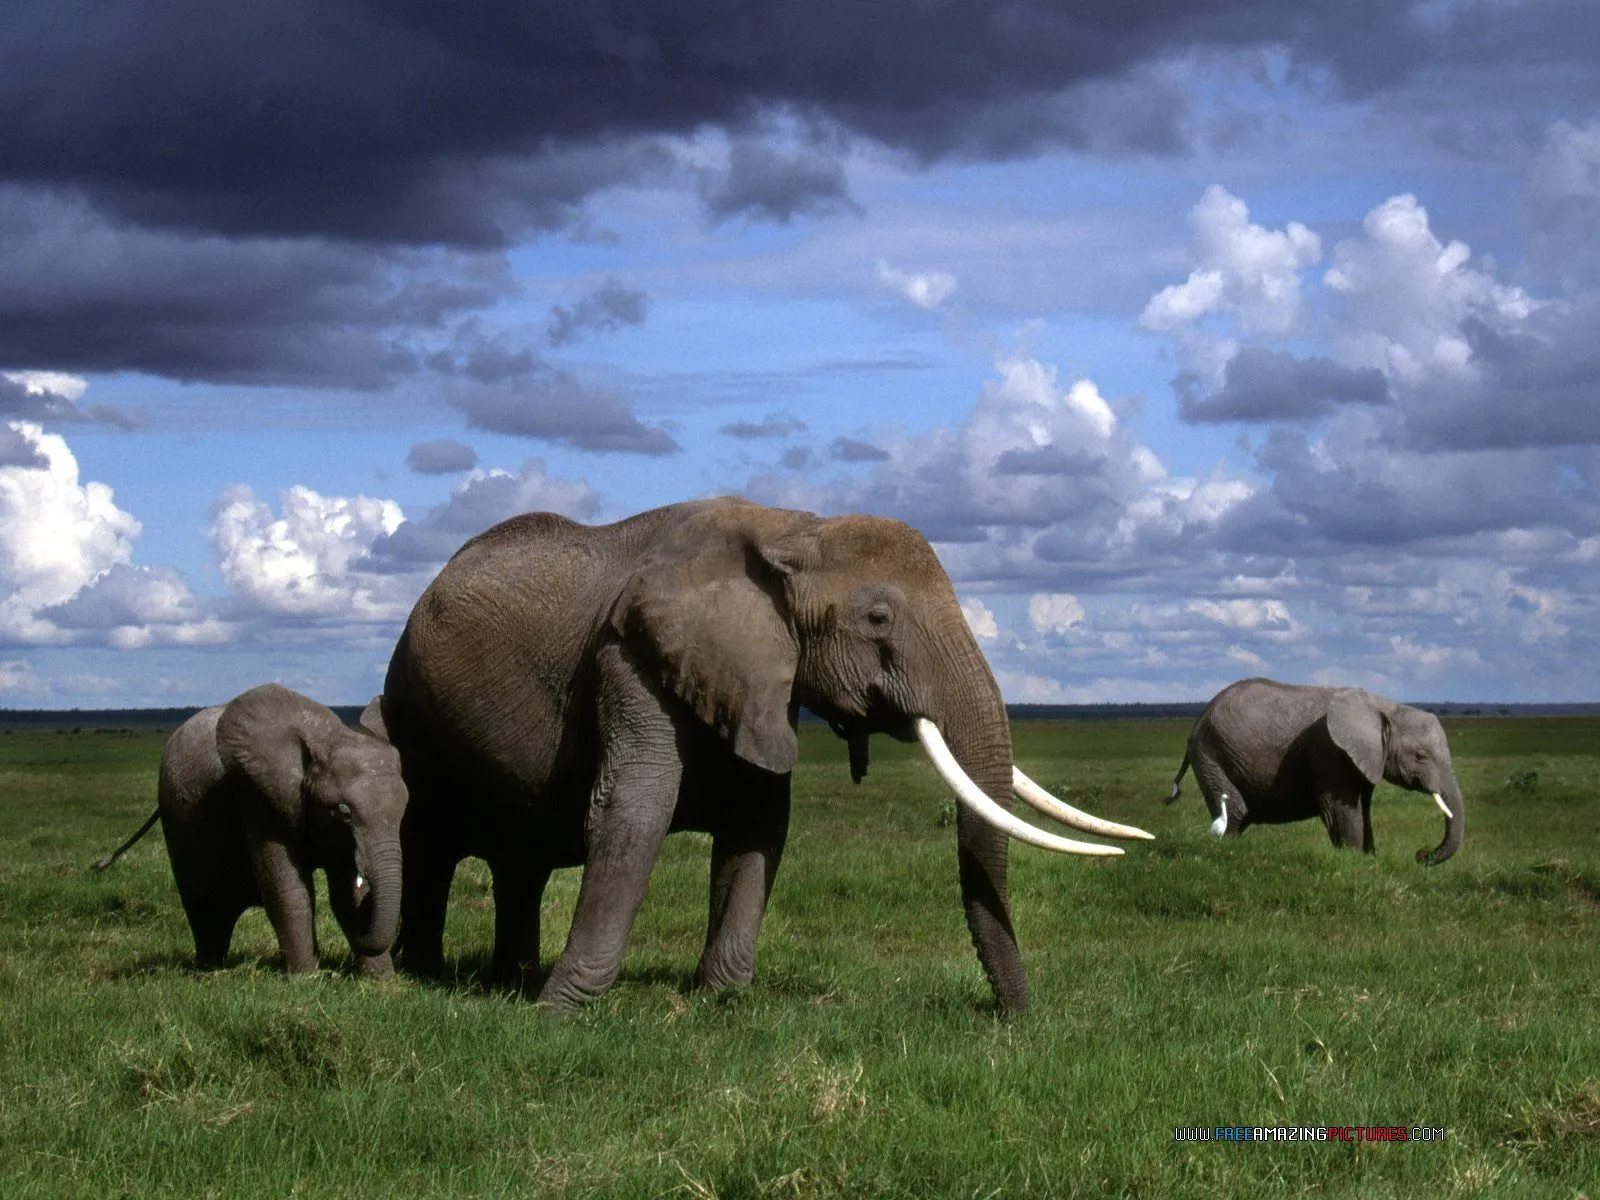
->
1012;767;1155;840
1211;797;1228;837
915;720;1122;857
1432;792;1451;818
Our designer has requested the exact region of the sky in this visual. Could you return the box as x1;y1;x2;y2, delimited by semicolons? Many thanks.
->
2;0;1599;708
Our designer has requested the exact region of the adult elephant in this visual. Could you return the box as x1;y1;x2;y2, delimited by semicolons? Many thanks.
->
94;684;409;974
1167;678;1464;865
382;497;1150;1013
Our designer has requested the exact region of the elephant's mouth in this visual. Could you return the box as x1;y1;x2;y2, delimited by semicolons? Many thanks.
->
826;719;877;783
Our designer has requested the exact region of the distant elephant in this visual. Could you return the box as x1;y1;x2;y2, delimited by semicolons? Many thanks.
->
94;683;409;975
1167;678;1463;865
382;497;1150;1013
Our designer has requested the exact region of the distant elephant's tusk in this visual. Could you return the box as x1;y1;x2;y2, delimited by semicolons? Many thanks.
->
914;720;1122;857
1011;768;1155;840
1431;792;1451;818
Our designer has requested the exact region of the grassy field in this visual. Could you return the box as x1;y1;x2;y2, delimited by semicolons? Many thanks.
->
0;718;1596;1198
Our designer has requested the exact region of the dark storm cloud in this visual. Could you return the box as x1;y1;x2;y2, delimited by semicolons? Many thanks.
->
0;372;137;429
8;0;1555;249
1400;304;1600;451
993;444;1105;475
1251;428;1576;547
547;279;649;346
1178;349;1391;423
405;439;479;474
429;322;676;454
3;0;1593;394
827;436;891;463
700;139;858;224
0;423;48;469
0;188;509;388
721;412;807;439
450;374;678;456
364;459;599;567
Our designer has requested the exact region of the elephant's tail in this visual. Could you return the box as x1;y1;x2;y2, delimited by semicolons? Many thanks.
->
92;808;160;872
1166;750;1191;805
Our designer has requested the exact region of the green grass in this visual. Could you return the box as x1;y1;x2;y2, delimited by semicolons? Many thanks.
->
1;719;1597;1197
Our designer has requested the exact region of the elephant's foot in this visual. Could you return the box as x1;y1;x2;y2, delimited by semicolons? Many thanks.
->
693;947;756;993
354;952;395;979
536;949;624;1012
396;943;446;979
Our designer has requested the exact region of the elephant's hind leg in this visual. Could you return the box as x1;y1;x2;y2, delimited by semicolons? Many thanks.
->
396;808;457;978
538;646;683;1011
491;863;551;994
1191;751;1246;837
696;770;791;992
185;902;243;969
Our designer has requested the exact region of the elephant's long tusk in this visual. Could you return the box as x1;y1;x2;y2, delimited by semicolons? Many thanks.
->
915;720;1122;857
1431;792;1451;818
1012;767;1155;840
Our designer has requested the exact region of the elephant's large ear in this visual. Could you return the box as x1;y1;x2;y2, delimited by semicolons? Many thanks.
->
610;503;820;775
1326;689;1385;784
215;683;343;813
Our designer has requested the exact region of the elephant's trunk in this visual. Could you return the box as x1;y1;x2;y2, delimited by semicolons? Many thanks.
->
1416;781;1464;867
347;836;403;956
933;639;1029;1015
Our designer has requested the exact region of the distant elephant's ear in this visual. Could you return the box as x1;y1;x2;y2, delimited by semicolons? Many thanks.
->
216;683;343;812
610;503;821;774
1326;689;1385;784
357;695;390;742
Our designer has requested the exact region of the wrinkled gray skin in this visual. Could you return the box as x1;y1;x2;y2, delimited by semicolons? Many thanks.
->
97;684;409;974
384;497;1032;1012
1168;678;1464;865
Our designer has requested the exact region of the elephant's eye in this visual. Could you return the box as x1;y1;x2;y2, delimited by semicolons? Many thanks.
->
864;602;894;633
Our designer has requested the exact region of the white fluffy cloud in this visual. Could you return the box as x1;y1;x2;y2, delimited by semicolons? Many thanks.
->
2;372;88;402
1324;194;1537;386
0;423;142;642
1028;592;1084;635
960;596;999;640
1140;186;1320;336
875;258;957;310
211;484;408;620
1186;597;1293;631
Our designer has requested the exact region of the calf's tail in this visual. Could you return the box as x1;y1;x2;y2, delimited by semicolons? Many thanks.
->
92;809;160;872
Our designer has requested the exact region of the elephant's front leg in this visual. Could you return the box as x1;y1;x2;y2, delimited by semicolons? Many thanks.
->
1323;786;1374;851
696;769;791;991
248;836;320;973
538;645;684;1012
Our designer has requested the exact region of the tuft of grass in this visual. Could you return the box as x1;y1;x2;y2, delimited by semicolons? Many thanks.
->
0;719;1597;1195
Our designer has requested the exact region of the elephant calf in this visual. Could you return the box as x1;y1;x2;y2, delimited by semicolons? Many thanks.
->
95;684;409;975
1167;678;1464;865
